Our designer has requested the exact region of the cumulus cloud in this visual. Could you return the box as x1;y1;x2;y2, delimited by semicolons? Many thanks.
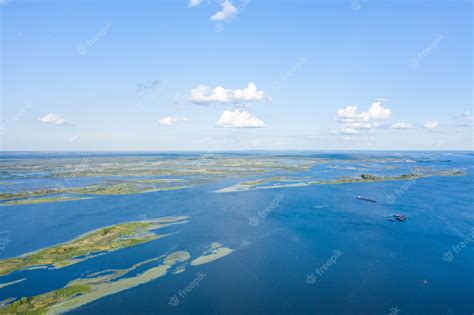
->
190;82;264;104
216;110;265;128
335;101;391;134
159;117;178;126
211;0;237;21
38;113;68;125
159;117;190;126
189;0;202;7
337;101;391;123
423;121;439;129
391;122;414;129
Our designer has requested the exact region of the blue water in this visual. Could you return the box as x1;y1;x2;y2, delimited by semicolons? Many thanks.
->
0;151;473;314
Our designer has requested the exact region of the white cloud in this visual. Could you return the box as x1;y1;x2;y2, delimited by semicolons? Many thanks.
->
159;117;190;126
391;122;413;129
335;101;391;134
423;121;439;129
211;0;237;21
38;113;67;125
216;110;265;128
337;101;391;123
189;0;202;7
159;117;178;126
455;110;473;127
190;82;264;104
367;102;392;120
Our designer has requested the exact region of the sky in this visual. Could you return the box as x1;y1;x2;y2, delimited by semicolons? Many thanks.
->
0;0;473;151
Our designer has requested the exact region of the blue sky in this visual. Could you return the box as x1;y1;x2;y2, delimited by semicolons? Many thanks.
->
1;0;472;151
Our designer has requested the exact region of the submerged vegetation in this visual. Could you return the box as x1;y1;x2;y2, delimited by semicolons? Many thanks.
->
0;243;234;314
0;156;319;205
190;243;234;266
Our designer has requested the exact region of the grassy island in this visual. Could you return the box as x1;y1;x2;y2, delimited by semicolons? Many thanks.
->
0;196;92;206
216;169;466;193
0;182;192;206
0;216;189;277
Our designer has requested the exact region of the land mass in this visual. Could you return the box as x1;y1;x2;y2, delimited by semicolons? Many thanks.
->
216;170;466;193
0;243;234;314
0;216;189;277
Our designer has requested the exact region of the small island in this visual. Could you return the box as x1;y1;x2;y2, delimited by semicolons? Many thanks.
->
0;196;93;206
0;216;189;277
191;243;234;266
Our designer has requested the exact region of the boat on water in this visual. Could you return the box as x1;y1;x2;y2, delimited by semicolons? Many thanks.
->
356;196;377;203
387;214;408;222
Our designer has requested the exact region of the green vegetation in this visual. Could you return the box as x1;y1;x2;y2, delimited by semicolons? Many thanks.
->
67;183;191;195
217;169;467;193
0;196;91;206
309;170;466;185
0;156;322;206
0;156;320;180
360;174;381;180
240;176;285;186
0;216;189;277
66;183;156;195
0;189;64;201
0;285;91;314
0;182;192;206
0;250;195;314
